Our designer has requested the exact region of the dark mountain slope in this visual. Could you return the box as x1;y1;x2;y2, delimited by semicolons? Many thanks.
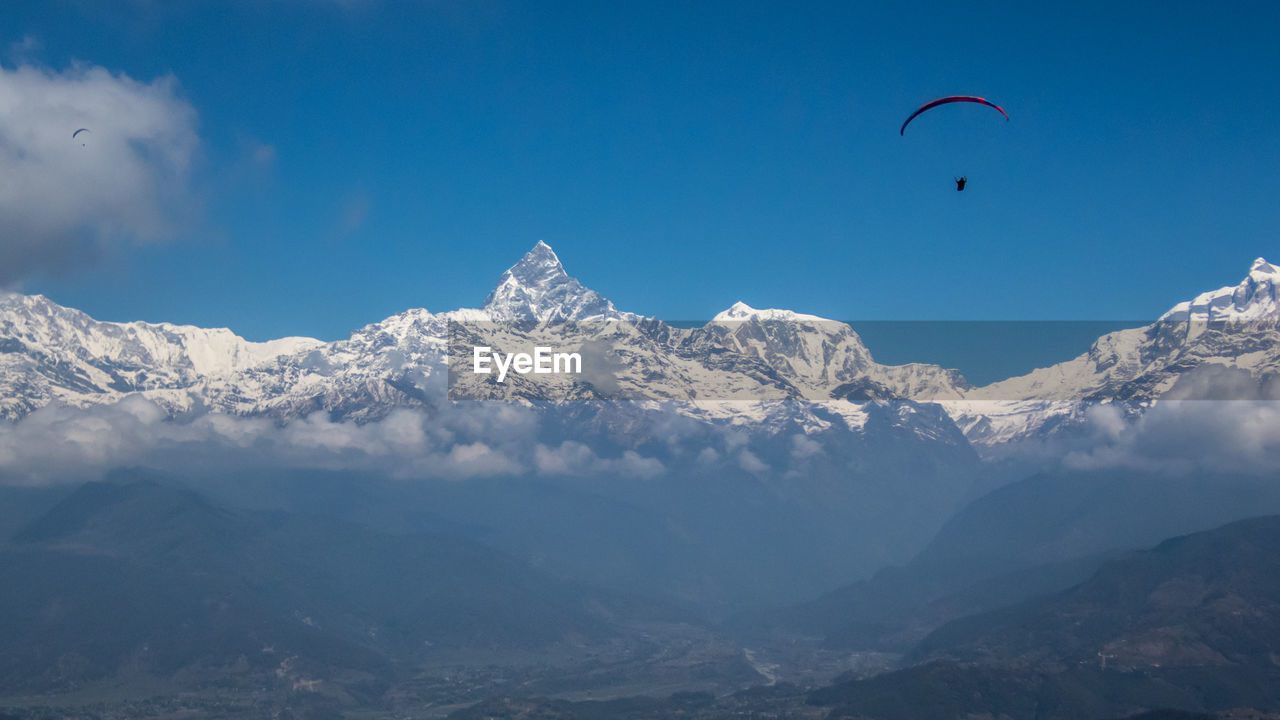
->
0;475;648;695
755;469;1280;651
914;514;1280;670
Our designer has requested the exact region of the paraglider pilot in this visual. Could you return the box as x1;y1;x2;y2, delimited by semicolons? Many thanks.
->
954;176;967;191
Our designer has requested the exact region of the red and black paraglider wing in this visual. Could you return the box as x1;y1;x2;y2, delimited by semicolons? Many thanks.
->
899;96;1009;135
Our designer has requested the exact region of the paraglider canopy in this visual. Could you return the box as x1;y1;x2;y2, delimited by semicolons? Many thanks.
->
72;128;90;138
900;96;1008;135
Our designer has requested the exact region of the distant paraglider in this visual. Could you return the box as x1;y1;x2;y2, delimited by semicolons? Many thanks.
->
73;128;90;146
901;96;1008;191
899;96;1008;136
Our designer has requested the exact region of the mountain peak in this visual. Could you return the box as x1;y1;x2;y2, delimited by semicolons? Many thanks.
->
505;240;567;287
1161;256;1280;325
713;301;830;323
481;242;624;322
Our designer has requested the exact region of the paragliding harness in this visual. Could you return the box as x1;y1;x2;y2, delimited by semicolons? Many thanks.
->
954;176;967;191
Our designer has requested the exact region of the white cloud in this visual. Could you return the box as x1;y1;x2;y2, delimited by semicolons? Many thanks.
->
0;397;679;486
440;441;522;477
790;433;822;459
0;62;199;284
534;440;597;475
1061;399;1280;476
617;450;664;479
738;449;768;474
533;440;666;479
696;447;720;465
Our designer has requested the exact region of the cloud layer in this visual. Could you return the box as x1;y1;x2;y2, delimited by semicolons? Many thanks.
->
3;365;1275;486
1006;367;1280;476
0;63;199;284
0;397;678;486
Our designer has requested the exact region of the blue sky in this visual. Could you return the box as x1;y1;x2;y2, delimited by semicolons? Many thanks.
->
5;0;1279;341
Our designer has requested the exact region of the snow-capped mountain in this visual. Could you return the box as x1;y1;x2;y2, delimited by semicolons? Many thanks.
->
943;257;1280;445
1162;258;1280;326
701;302;967;402
3;245;1277;453
0;291;319;420
0;243;968;450
195;245;959;439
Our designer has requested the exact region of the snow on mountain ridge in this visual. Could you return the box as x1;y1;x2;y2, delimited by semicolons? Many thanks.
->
4;246;1277;452
0;290;323;420
1160;257;1280;325
0;291;320;376
947;257;1280;446
713;301;830;323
